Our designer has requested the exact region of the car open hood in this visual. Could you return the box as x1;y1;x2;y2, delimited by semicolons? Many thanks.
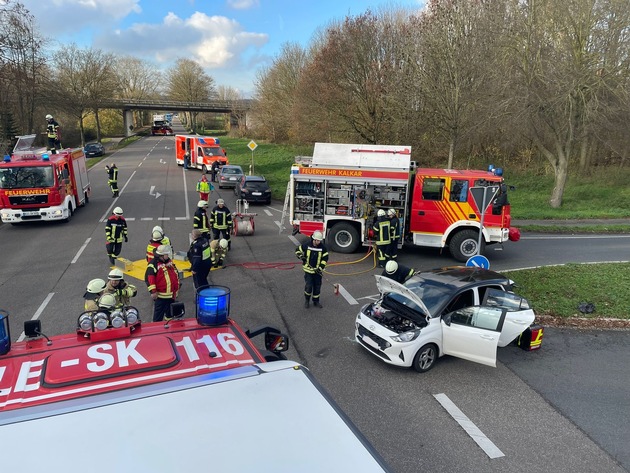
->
374;275;431;316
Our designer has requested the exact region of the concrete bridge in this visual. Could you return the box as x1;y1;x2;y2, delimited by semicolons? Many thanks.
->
100;98;254;136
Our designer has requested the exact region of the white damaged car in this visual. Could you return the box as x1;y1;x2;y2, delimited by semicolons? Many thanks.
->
355;267;536;372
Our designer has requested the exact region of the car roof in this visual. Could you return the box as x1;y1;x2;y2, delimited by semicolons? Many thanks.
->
221;165;242;171
412;266;511;290
244;175;266;181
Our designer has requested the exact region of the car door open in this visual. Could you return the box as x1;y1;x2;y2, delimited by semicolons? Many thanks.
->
482;288;536;347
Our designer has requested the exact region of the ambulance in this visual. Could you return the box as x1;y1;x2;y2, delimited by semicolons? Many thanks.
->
0;135;90;224
175;134;229;173
289;143;518;262
0;289;391;473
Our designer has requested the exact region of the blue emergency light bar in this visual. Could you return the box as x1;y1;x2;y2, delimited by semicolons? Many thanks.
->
0;310;11;356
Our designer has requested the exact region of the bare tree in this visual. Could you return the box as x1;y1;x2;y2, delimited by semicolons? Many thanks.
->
114;56;162;128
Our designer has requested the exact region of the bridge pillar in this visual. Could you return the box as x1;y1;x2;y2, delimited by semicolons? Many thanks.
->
123;109;134;137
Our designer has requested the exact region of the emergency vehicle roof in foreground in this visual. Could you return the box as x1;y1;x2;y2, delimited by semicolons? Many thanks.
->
0;318;390;472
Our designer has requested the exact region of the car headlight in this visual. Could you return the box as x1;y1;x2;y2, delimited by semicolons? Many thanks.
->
391;330;421;342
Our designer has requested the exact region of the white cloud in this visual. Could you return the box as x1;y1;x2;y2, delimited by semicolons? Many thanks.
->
23;0;141;24
227;0;260;10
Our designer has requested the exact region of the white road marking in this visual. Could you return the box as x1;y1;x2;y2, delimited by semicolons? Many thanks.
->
337;284;358;305
72;238;91;264
433;393;505;459
289;235;300;246
16;293;55;342
265;209;273;216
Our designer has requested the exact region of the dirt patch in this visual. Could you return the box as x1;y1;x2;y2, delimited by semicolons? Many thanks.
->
536;315;630;330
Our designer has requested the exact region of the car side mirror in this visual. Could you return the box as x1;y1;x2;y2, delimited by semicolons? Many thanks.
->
442;314;452;326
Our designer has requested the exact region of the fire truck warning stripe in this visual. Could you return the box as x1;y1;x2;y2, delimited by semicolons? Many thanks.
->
433;393;505;459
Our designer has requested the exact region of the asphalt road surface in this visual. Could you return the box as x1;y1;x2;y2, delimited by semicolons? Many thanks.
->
0;130;628;472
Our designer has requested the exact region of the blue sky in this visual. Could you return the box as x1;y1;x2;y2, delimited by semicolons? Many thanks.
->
20;0;423;97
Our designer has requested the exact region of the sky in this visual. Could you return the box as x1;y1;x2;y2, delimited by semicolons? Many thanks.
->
19;0;424;98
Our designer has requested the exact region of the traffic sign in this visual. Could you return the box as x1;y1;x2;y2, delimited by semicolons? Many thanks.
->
469;186;499;214
466;255;490;269
247;140;258;151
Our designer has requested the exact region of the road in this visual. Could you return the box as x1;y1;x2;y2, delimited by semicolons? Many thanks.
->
0;130;627;472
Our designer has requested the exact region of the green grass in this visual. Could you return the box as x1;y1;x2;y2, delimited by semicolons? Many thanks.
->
504;263;630;320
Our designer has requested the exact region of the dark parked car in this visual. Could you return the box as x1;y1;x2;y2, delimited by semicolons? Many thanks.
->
234;175;272;204
84;142;105;157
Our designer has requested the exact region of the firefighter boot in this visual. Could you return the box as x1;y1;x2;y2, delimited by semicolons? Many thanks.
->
109;255;116;265
304;295;310;309
313;299;323;309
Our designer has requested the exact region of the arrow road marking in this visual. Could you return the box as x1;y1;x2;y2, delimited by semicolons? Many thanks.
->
149;186;161;199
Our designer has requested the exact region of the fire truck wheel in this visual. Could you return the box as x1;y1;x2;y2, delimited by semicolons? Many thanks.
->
63;203;74;223
412;344;438;373
84;192;89;205
328;222;360;253
449;229;484;262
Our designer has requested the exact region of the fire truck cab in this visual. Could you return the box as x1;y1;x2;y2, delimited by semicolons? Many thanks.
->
0;135;90;224
289;143;516;262
175;135;229;173
0;289;390;473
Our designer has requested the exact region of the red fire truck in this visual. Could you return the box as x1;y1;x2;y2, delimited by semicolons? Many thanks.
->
175;134;229;173
0;135;90;224
289;143;518;262
0;290;391;472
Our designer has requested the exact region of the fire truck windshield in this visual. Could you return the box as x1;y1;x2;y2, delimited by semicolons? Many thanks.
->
0;166;54;189
201;147;224;157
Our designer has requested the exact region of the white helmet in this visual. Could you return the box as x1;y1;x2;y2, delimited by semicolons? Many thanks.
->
108;268;124;280
387;208;397;217
152;230;163;240
113;207;123;216
85;278;106;295
152;225;163;234
197;200;208;208
46;114;53;120
219;239;228;249
155;244;172;256
312;230;324;241
385;260;398;274
97;293;117;310
217;198;225;205
377;209;386;217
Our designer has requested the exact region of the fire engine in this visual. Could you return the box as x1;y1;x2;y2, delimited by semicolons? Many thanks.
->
151;124;173;136
0;288;390;472
0;135;91;224
175;134;229;173
289;143;518;262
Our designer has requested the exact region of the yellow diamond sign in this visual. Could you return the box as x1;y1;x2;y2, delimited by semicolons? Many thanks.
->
247;140;257;151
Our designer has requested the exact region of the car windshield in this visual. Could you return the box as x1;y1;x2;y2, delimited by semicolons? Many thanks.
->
85;144;100;150
401;277;455;316
0;166;55;189
244;181;269;191
223;168;242;175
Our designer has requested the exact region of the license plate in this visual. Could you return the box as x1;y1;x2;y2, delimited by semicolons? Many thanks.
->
361;333;380;349
229;177;237;181
252;192;262;196
22;211;39;216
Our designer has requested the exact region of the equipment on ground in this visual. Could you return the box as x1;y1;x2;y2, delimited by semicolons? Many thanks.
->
232;199;257;236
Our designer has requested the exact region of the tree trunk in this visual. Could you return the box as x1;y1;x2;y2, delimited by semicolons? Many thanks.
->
95;108;101;143
549;154;568;208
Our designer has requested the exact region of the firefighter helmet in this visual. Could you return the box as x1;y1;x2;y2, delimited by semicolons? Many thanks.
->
155;244;172;256
217;198;225;205
152;225;164;234
85;278;106;295
197;200;208;208
312;231;324;241
377;209;386;217
113;207;123;216
385;260;398;275
387;208;397;217
97;293;117;310
108;268;124;280
152;230;163;240
219;239;228;249
46;114;53;120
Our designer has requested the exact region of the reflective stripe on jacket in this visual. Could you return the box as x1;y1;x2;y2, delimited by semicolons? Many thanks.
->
295;242;329;274
210;207;232;230
373;218;391;245
193;208;210;233
106;216;128;243
145;259;180;299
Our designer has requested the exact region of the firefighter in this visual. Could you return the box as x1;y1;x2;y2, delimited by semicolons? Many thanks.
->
145;245;181;322
45;114;61;153
211;159;220;182
193;200;211;238
146;226;172;262
96;293;117;314
210;238;229;268
104;268;137;309
295;230;328;309
183;150;190;170
372;209;391;268
382;260;415;285
188;229;212;289
210;198;232;249
196;174;213;202
387;208;400;261
83;278;107;312
105;206;128;265
105;163;119;197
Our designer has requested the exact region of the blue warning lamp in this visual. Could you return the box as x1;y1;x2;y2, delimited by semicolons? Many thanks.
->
3;155;10;162
42;153;50;161
196;286;230;326
0;310;11;356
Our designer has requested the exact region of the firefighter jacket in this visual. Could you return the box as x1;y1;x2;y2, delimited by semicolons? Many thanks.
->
188;236;212;272
84;298;99;312
46;120;60;139
196;179;212;194
372;217;391;245
106;215;128;243
107;165;118;184
146;235;172;262
210;206;232;230
104;280;137;308
382;264;415;285
145;258;180;299
193;208;210;234
389;215;400;241
210;239;228;266
295;240;329;274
